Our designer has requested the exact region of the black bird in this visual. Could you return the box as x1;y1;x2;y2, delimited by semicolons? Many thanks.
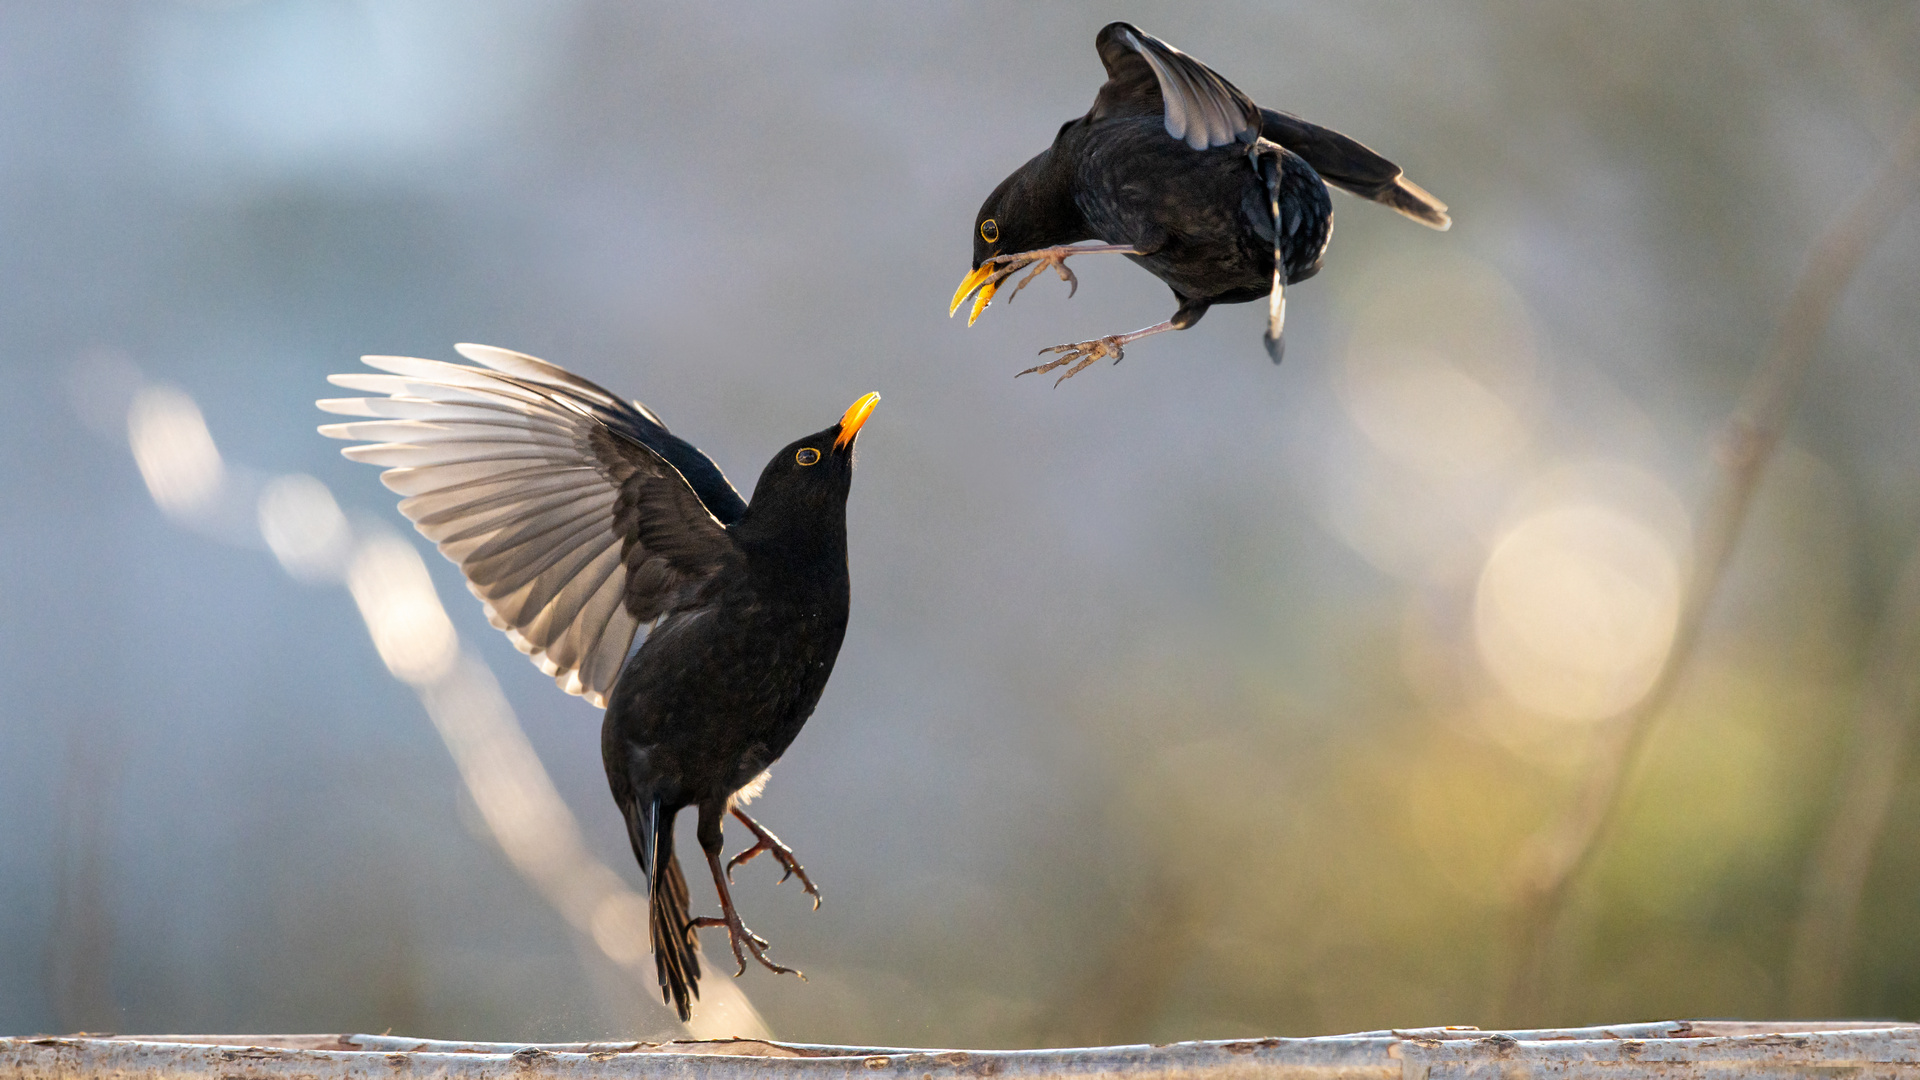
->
319;344;878;1020
950;22;1450;383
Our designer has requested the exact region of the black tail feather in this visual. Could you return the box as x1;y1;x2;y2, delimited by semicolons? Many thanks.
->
1375;174;1451;231
1259;107;1450;230
651;843;700;1021
629;797;700;1021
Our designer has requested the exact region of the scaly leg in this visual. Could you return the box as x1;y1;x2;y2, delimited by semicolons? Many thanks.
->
726;806;822;909
1019;320;1179;386
688;803;803;980
950;244;1140;324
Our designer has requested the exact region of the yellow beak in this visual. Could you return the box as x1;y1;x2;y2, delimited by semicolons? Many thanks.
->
948;264;999;325
834;392;880;449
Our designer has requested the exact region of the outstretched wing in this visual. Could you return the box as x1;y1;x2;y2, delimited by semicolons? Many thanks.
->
1090;22;1260;151
319;344;744;707
1260;108;1451;230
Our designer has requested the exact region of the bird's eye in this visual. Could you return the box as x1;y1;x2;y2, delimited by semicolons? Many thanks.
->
795;447;820;466
980;219;999;243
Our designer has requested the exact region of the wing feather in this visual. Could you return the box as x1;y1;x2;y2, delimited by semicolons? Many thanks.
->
320;347;746;708
1090;22;1260;151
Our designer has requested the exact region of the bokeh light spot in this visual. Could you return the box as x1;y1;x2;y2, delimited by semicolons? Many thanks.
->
259;473;351;581
346;533;459;685
1475;502;1681;721
128;386;226;518
1342;346;1530;478
1337;253;1539;480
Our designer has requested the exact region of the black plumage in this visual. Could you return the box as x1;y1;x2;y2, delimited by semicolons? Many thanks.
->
951;22;1450;382
320;344;878;1021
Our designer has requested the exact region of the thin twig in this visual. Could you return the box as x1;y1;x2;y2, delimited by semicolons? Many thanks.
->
1787;532;1920;1014
1502;108;1920;1017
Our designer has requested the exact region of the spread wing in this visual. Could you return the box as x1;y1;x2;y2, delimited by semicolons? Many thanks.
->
319;343;744;707
1260;108;1451;230
1090;22;1260;151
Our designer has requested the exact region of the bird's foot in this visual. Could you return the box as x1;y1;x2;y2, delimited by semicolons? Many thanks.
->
1014;320;1179;385
1020;336;1126;385
727;808;822;909
689;908;804;981
995;246;1085;304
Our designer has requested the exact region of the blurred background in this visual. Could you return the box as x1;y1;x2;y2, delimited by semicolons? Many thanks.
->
5;0;1920;1050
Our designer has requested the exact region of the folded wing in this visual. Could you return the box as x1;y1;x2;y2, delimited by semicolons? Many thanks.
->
319;344;744;707
1091;22;1261;152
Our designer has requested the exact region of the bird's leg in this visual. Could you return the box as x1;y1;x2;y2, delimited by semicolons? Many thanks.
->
688;803;803;980
1018;320;1179;386
950;244;1140;324
725;806;822;909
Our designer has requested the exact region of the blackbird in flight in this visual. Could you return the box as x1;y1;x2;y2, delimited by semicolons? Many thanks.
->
950;22;1450;383
320;344;878;1020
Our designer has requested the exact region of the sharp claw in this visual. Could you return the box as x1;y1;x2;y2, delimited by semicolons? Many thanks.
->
1056;260;1079;299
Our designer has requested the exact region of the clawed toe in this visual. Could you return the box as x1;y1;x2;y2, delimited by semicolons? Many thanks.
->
729;808;823;908
727;838;823;908
690;912;803;980
1018;337;1124;385
1005;250;1079;304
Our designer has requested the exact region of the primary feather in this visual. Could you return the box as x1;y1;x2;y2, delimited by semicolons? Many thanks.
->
320;345;744;706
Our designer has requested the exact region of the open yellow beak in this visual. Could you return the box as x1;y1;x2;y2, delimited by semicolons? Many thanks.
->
834;392;880;449
948;264;999;326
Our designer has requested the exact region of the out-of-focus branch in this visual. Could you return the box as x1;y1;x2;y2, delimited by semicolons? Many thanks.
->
1787;532;1920;1015
1502;108;1920;1016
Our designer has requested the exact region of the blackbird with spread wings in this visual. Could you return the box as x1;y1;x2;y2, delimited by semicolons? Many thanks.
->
950;22;1450;383
320;344;879;1020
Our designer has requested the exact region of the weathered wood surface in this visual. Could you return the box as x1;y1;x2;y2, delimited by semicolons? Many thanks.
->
5;1023;1918;1080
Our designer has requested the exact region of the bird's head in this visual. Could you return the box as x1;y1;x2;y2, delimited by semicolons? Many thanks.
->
949;169;1040;325
741;392;880;536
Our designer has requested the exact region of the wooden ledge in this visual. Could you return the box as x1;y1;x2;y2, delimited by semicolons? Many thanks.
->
5;1022;1918;1079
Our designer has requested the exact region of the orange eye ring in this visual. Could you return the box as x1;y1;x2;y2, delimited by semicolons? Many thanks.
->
795;447;820;466
980;219;999;243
